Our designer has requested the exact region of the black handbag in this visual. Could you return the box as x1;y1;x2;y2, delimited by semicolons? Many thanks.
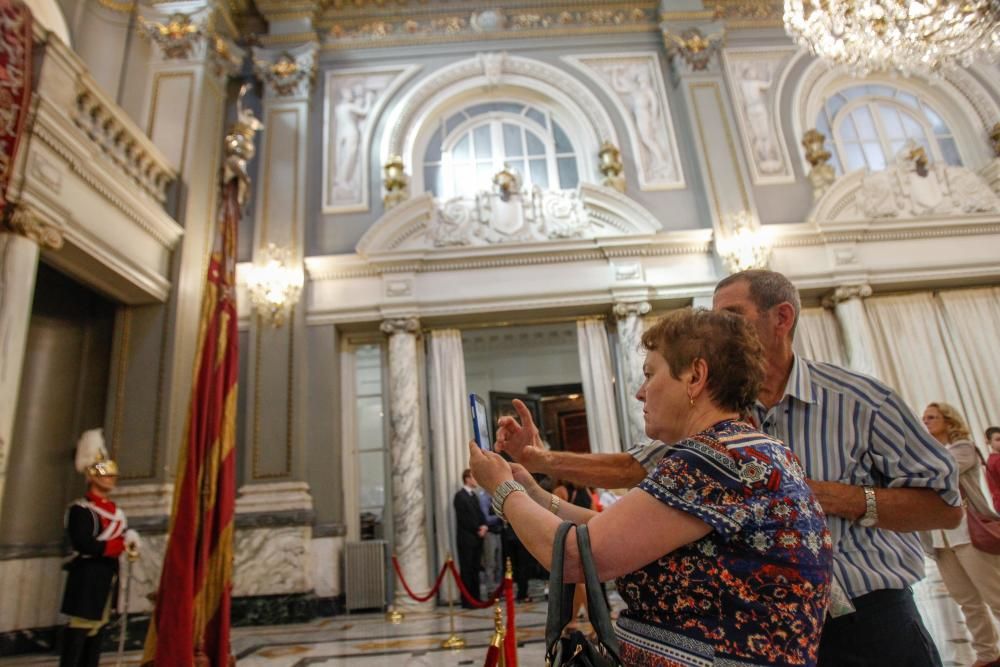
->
544;521;622;667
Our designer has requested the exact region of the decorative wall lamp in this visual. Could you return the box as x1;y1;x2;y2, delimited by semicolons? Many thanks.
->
715;211;773;274
246;243;304;327
382;155;409;210
598;141;625;192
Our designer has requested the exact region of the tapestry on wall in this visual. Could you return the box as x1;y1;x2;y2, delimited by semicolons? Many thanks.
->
0;0;32;210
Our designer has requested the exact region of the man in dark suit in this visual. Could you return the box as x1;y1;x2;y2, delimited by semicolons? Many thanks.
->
453;468;487;609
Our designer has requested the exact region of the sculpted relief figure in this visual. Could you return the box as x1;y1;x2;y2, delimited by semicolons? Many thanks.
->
735;61;783;175
332;81;376;202
607;62;677;183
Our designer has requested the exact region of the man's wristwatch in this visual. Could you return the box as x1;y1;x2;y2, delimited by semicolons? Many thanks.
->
858;486;878;528
491;480;526;522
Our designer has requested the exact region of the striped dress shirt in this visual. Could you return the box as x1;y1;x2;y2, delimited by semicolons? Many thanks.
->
628;355;960;600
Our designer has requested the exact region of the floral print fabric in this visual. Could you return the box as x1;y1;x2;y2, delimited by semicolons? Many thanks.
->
615;420;832;666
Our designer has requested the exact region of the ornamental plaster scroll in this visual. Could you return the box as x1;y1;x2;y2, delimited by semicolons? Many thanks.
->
791;58;1000;174
808;151;1000;224
137;2;244;80
356;182;662;256
322;65;420;214
382;53;618;184
722;47;797;185
563;53;685;191
252;42;318;99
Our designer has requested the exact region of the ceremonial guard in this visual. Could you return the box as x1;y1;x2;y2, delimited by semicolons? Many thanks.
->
60;429;139;667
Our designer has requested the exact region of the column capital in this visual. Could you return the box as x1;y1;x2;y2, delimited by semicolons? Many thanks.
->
613;301;652;320
1;205;63;249
380;316;420;336
821;283;873;308
137;2;244;80
660;21;726;75
252;42;319;100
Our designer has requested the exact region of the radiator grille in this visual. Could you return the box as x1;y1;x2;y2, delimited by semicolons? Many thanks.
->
345;540;387;612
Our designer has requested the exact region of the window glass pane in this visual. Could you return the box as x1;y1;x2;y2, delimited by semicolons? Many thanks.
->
424;165;441;196
841;86;867;101
445;113;466;135
816;113;831;139
424;129;442;162
454;162;476;193
477;161;495;186
900;112;925;139
453;134;471;160
839;116;858;141
922;106;949;135
358;450;385;508
862;142;886;171
896;92;919;109
503;123;524;157
507;159;526;179
878;105;905;139
526;108;547;128
940;138;962;165
869;84;895;98
826;95;846;119
553;123;573;154
355;345;381;394
852;107;877;140
889;140;907;157
473;125;492;159
466;102;498;117
526;131;545;156
529;159;548;188
557;157;579;189
356;396;384;451
497;102;525;114
843;143;867;172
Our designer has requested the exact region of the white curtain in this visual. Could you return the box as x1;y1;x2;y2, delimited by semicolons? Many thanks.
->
426;329;470;600
794;307;848;367
864;293;965;421
936;287;1000;445
577;319;624;454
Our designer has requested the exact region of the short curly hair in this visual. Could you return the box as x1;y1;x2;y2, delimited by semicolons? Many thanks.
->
641;308;765;413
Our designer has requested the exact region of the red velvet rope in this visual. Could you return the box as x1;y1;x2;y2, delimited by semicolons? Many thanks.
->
504;575;517;667
446;560;504;608
391;556;450;603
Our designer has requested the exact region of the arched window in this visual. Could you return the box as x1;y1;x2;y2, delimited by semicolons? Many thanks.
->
423;101;580;198
816;84;961;175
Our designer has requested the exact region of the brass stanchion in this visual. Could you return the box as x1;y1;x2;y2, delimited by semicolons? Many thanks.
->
491;603;506;667
440;554;466;650
385;605;405;624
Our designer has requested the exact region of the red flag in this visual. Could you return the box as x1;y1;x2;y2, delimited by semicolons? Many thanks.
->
142;177;240;666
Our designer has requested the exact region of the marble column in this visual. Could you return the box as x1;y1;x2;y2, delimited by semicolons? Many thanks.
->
0;210;63;520
380;316;431;610
613;301;651;448
823;284;880;379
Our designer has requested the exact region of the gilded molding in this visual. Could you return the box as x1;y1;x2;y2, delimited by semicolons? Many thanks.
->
663;0;783;28
662;26;725;72
97;0;136;12
252;42;318;98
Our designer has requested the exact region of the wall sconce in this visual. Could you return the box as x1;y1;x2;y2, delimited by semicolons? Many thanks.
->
715;211;773;274
383;155;409;210
246;243;303;327
598;141;625;192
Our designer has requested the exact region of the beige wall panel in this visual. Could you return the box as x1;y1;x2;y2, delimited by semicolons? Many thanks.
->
147;72;195;171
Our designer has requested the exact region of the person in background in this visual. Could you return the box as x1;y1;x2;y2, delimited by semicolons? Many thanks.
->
477;483;503;590
921;404;1000;667
60;429;139;667
984;426;1000;513
453;468;487;608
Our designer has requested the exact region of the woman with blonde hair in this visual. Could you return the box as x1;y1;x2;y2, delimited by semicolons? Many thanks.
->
922;402;1000;667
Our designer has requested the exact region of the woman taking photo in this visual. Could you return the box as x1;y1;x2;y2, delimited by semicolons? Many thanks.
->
921;402;1000;667
470;308;832;666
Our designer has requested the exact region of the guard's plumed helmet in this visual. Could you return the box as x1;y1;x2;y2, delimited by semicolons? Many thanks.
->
74;428;118;477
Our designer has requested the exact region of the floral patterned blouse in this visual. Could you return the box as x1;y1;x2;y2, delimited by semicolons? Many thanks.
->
615;420;832;667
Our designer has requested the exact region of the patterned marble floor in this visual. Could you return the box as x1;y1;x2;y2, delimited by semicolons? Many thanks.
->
0;559;989;666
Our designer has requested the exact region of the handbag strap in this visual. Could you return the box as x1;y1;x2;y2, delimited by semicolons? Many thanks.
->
577;524;622;662
545;521;578;656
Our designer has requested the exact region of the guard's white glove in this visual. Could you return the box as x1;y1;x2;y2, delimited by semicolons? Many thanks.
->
124;529;141;556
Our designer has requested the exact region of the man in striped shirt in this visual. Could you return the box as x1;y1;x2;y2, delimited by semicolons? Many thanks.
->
497;269;961;666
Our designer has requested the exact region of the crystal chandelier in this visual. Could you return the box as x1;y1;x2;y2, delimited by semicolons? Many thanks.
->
246;243;304;327
783;0;1000;77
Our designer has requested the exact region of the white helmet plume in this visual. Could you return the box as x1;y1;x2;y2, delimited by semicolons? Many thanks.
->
74;428;118;476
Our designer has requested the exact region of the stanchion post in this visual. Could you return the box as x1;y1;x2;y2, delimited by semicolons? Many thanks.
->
493;603;506;667
386;552;405;624
441;553;465;649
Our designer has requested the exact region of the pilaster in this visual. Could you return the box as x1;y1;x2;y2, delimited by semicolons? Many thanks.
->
241;41;317;490
660;9;760;265
380;316;431;610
